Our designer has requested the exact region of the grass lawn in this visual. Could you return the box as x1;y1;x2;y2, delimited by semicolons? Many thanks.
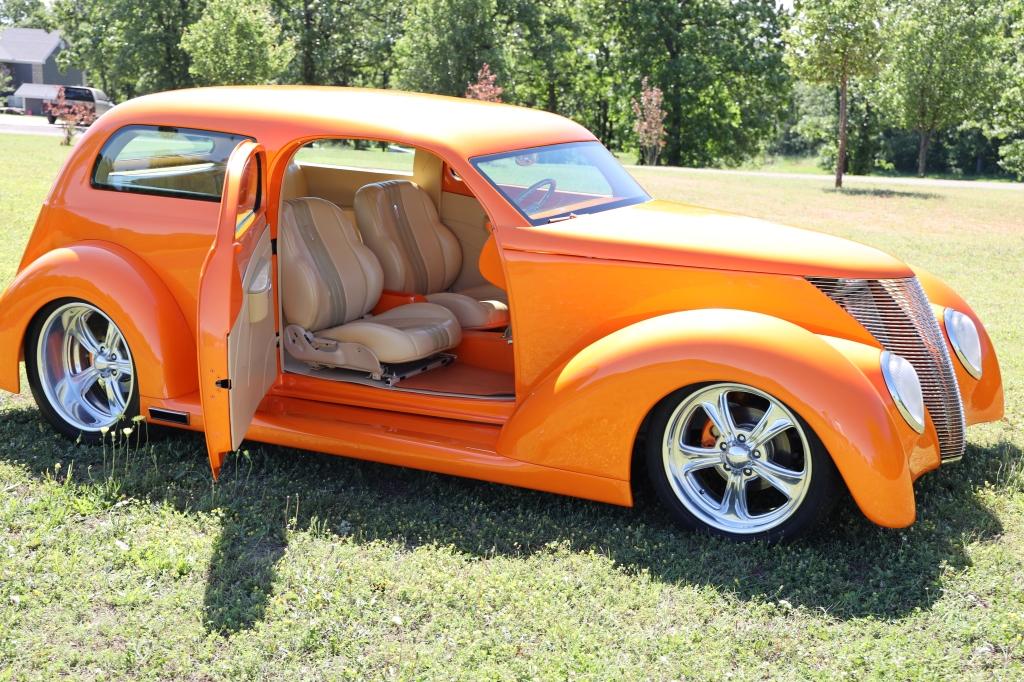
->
1;133;1022;679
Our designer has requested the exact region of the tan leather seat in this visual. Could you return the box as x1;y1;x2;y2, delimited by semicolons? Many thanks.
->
354;180;509;329
280;197;460;369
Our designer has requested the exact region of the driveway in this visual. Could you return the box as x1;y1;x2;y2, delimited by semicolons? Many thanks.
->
0;113;69;137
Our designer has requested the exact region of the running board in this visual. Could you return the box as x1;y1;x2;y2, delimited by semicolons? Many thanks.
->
245;395;632;507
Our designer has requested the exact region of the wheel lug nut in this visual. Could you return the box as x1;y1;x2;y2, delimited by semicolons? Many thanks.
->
720;442;728;451
737;434;746;442
723;464;731;471
744;468;753;476
752;451;761;459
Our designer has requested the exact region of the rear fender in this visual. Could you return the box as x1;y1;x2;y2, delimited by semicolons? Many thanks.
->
0;241;197;399
499;309;920;527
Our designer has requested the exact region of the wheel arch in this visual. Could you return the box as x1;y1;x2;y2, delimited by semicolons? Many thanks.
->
0;241;197;400
498;308;921;528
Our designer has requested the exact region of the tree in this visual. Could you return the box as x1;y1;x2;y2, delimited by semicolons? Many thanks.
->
0;0;49;27
616;0;790;168
632;76;666;165
53;0;200;101
393;0;499;96
878;0;1001;177
985;0;1024;178
181;0;294;86
44;86;97;145
0;65;11;106
465;63;503;101
785;0;884;188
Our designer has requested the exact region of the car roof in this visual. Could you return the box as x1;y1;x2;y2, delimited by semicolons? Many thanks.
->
101;86;597;159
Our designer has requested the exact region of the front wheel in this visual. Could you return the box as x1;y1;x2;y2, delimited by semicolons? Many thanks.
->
646;382;839;542
26;299;139;442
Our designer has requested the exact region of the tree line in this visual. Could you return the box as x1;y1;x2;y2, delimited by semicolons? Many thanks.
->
1;0;1022;180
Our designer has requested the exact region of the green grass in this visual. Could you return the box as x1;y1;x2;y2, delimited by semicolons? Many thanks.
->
1;133;1023;679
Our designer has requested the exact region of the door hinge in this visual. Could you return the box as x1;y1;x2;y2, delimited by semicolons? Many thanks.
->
215;378;232;390
270;238;278;255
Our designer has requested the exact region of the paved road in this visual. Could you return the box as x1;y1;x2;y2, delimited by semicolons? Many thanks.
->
628;164;1024;191
0;113;68;137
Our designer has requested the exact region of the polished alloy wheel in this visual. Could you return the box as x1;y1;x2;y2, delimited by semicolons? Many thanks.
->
661;383;812;535
35;302;135;432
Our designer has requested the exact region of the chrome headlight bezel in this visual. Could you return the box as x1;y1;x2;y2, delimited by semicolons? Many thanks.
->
880;351;926;434
943;308;983;380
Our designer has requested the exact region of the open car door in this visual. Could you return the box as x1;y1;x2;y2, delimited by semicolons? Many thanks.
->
197;140;277;478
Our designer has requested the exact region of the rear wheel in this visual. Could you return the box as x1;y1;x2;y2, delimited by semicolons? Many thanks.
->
646;382;838;542
26;300;139;442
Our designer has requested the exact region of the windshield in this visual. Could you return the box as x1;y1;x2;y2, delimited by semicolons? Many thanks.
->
472;141;649;224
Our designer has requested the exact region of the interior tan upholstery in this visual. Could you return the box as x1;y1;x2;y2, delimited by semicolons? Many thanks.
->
280;197;460;366
355;180;509;329
282;162;308;199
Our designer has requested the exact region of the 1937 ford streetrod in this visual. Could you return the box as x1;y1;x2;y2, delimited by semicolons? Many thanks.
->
0;87;1004;541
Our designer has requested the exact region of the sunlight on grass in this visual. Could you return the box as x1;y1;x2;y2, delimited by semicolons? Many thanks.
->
1;134;1022;678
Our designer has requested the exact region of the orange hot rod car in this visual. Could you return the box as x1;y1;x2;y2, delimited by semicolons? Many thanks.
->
0;87;1004;541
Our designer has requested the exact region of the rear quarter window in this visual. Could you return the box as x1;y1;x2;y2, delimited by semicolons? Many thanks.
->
91;125;250;201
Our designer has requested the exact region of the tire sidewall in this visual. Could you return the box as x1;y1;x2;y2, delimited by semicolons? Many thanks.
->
25;298;140;443
645;384;839;543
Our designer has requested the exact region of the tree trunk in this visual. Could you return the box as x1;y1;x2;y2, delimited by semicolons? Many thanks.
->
302;0;315;84
835;75;848;189
916;130;932;177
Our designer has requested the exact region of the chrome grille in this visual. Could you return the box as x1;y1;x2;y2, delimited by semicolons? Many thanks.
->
807;276;966;461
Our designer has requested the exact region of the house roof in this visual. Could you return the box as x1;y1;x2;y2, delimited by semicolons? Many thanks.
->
12;83;59;100
0;28;64;65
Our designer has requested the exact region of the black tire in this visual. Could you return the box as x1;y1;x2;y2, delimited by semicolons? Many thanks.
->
46;115;56;125
645;383;840;543
25;298;141;444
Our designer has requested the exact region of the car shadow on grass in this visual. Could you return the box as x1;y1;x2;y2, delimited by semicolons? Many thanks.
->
0;403;1016;633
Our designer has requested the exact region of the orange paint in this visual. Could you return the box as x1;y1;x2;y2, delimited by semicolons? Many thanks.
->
0;87;1004;529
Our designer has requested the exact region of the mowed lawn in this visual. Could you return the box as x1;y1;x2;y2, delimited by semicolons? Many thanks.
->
0;132;1022;680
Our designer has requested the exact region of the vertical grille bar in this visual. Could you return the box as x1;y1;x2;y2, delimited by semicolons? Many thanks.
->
807;276;966;461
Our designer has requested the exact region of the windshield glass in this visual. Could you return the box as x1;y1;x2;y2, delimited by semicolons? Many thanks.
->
472;141;649;224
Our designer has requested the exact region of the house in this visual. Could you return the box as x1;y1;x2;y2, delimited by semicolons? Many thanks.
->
0;27;85;114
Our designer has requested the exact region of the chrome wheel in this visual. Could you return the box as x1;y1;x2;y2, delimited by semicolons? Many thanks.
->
661;383;812;535
35;302;135;432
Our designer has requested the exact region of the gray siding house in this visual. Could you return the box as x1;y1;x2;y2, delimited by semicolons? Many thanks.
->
1;28;85;113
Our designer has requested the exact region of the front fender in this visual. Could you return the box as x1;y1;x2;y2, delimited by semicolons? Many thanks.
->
499;309;920;528
0;241;197;400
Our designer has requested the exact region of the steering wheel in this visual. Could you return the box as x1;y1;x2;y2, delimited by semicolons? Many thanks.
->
516;178;557;214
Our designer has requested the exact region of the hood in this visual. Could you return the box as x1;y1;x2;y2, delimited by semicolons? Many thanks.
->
500;200;912;279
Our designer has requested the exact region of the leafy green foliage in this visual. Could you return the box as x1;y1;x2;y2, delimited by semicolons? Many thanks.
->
0;0;48;27
987;0;1024;178
785;0;884;186
393;0;500;97
616;0;790;166
52;0;200;101
0;64;11;106
876;0;1003;176
181;0;294;86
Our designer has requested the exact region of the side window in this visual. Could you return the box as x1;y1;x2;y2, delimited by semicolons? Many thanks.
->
92;125;250;201
234;154;262;236
293;139;415;175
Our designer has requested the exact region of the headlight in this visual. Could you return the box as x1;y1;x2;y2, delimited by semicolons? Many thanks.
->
943;308;982;379
880;351;926;433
